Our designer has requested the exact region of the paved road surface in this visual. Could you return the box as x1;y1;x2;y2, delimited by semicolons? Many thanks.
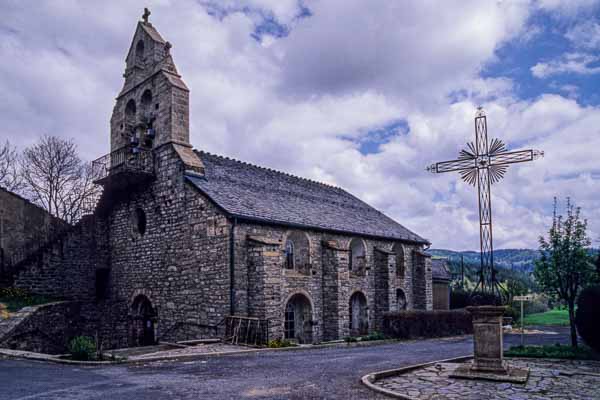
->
0;327;569;400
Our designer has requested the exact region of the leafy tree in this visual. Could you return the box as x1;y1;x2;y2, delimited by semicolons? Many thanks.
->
534;198;595;348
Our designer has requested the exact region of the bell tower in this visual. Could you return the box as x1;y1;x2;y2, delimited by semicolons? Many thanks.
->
110;8;191;152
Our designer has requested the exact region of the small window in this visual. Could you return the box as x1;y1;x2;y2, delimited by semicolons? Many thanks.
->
135;40;145;60
95;269;110;300
135;208;147;236
141;89;152;106
285;240;294;269
125;99;136;117
394;243;406;278
349;238;366;273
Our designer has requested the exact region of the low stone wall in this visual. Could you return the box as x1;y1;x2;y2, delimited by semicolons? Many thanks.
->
0;301;86;354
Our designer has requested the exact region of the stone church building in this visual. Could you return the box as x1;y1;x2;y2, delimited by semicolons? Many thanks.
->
7;14;433;348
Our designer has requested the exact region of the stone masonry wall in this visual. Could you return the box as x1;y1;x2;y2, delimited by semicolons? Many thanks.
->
0;188;64;282
14;215;109;301
99;144;230;348
233;222;429;343
0;301;85;354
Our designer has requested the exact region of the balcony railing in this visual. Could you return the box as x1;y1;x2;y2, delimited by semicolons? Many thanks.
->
92;145;154;185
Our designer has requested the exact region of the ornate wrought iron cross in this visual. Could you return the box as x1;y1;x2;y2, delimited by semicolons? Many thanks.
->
427;108;543;296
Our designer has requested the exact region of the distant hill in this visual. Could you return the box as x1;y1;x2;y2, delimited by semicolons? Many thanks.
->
429;248;540;274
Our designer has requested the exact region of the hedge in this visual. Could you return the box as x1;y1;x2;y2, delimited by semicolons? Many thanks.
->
576;285;600;352
383;310;473;339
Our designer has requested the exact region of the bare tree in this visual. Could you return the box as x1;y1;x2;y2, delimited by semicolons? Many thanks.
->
20;136;101;224
0;140;23;192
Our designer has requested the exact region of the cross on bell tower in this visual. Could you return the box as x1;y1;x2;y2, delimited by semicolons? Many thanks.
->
427;108;543;296
142;8;151;24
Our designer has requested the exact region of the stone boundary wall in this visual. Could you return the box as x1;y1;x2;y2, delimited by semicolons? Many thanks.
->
0;301;86;354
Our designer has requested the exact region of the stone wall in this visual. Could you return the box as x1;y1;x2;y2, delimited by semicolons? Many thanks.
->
0;188;64;284
0;301;85;354
412;252;433;310
232;222;429;343
14;215;108;301
98;144;230;348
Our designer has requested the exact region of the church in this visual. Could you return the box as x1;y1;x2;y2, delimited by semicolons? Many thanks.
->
7;12;433;348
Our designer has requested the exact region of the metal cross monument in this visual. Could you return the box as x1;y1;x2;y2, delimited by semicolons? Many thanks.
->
427;108;543;296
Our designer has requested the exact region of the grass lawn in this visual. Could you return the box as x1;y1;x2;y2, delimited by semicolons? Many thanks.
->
0;288;56;313
505;344;599;360
522;308;570;326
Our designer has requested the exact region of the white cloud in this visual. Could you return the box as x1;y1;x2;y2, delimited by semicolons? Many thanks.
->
536;0;600;17
531;52;600;78
565;20;600;49
1;1;600;250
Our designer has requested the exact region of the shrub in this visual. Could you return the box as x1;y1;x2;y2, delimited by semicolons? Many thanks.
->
343;336;358;343
576;285;600;352
504;305;519;323
361;331;387;341
450;289;470;309
383;310;472;339
68;336;97;361
267;338;296;348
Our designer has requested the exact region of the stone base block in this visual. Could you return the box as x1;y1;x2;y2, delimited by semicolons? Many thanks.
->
450;362;529;384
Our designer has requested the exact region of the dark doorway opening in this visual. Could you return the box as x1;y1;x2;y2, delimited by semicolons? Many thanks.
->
349;291;369;336
130;295;157;347
284;294;313;344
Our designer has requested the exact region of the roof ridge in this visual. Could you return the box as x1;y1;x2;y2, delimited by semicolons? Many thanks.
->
194;149;343;191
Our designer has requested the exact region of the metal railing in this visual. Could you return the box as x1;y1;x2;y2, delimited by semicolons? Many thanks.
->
224;316;270;346
91;145;154;183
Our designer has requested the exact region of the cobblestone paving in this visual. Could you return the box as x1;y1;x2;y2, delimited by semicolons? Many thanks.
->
375;358;600;400
129;343;246;360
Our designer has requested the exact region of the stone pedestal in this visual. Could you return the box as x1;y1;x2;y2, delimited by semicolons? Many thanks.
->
468;306;507;373
450;305;529;383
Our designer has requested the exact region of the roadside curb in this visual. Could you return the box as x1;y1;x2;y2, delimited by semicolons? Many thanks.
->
0;334;472;366
360;355;474;399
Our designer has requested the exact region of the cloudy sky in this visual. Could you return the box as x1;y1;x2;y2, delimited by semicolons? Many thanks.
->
2;0;600;250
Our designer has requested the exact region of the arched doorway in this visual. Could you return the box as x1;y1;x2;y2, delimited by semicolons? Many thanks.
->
130;295;157;347
349;291;369;336
284;294;313;344
396;289;407;311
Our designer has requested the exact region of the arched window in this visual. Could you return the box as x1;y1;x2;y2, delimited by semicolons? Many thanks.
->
125;99;137;118
135;40;145;61
141;89;152;107
284;240;294;269
394;243;405;278
284;231;310;274
396;289;407;311
349;238;366;272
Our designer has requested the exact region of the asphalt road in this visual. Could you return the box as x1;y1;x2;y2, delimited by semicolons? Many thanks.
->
0;327;570;400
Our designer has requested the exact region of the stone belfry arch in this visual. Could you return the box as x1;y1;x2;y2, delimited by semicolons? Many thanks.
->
109;9;203;173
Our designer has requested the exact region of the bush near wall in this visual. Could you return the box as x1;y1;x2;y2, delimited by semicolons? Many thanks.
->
383;310;473;339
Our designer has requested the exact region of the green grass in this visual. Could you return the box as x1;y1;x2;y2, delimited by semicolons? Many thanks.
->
0;296;54;312
0;288;56;313
505;344;598;360
521;308;570;326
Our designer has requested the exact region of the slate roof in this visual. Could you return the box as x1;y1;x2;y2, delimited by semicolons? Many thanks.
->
431;259;451;281
185;151;428;244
